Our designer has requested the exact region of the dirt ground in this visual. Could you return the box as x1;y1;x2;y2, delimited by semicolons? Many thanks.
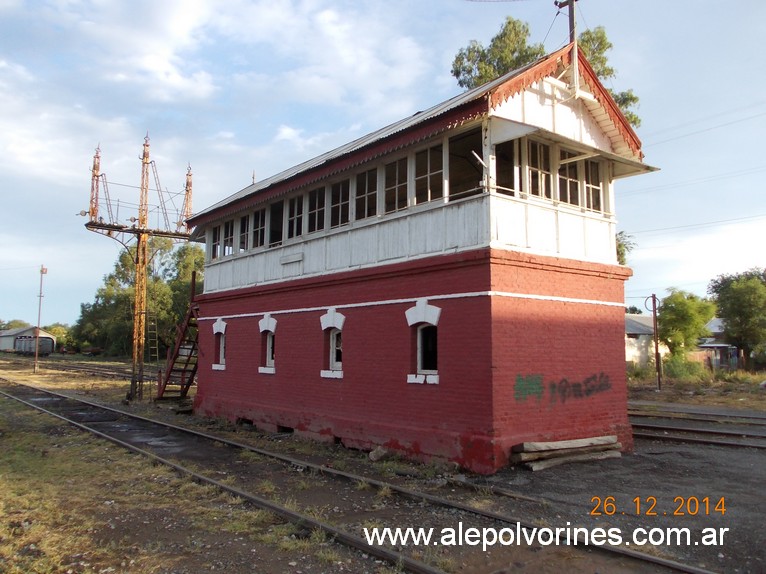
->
1;358;765;573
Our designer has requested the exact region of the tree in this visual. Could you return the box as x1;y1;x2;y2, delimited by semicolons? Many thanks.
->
451;18;544;89
709;269;766;369
43;323;71;350
578;27;641;127
625;306;642;315
451;20;640;127
616;231;635;265
0;319;32;330
71;241;205;356
657;289;716;356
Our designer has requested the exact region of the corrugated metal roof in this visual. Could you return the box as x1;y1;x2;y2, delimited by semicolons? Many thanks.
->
0;327;36;338
189;51;556;224
625;314;654;335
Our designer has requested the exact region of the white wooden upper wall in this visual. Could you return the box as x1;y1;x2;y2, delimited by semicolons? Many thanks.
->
203;193;616;294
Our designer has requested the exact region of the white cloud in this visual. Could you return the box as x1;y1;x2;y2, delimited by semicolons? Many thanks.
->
629;219;766;297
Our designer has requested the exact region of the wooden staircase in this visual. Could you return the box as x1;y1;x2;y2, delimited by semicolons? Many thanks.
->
156;273;199;400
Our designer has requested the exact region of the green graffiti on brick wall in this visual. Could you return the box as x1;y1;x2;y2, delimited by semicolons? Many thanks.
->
515;374;544;401
549;372;611;404
514;372;612;404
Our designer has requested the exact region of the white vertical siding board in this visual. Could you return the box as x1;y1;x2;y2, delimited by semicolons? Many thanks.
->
557;210;586;259
526;205;557;253
350;225;378;267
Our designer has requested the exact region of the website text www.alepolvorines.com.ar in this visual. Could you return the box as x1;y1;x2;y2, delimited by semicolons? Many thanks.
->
363;522;730;552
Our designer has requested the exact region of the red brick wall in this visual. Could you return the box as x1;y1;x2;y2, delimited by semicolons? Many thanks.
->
195;250;500;472
488;249;633;466
194;248;632;473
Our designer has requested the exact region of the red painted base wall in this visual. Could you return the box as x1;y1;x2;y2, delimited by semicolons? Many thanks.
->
193;248;632;474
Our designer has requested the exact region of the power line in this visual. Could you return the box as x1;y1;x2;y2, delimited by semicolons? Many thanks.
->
628;213;766;236
619;165;766;198
640;99;766;139
644;111;766;147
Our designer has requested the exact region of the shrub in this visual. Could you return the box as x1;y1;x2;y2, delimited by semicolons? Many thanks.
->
662;354;711;383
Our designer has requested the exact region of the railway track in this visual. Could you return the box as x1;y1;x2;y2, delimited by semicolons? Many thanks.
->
629;405;766;449
0;378;715;574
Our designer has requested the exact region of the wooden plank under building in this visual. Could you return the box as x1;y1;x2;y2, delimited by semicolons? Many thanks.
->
512;435;617;453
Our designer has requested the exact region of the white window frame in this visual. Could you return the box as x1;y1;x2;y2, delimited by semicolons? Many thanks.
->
320;308;345;379
258;314;277;374
212;318;227;371
328;328;342;370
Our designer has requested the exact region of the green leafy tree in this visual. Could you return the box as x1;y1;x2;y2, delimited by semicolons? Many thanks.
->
71;241;205;356
0;319;32;330
709;269;766;369
451;20;640;126
451;17;544;89
43;323;71;350
657;289;716;356
616;231;635;265
578;27;641;127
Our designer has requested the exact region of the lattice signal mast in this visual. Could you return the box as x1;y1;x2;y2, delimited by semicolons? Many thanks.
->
85;136;193;401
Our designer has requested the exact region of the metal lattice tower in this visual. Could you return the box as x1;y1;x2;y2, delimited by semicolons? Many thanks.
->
84;136;193;401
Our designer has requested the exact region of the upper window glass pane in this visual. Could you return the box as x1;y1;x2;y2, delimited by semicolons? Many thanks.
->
330;180;350;227
558;149;579;206
308;187;326;233
384;158;408;213
287;196;303;239
355;168;377;220
528;140;551;199
252;208;266;248
415;144;443;204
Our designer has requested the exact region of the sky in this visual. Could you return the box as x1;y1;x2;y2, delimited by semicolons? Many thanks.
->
1;0;765;327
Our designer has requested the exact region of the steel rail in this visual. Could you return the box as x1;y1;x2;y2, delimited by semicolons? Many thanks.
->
631;421;766;440
1;380;718;574
633;430;766;449
0;386;444;574
629;410;766;425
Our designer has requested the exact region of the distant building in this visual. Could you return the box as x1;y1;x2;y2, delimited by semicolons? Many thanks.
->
625;313;668;368
187;44;655;473
696;318;738;370
0;326;57;353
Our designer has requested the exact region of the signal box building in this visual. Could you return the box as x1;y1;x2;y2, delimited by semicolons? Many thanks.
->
187;44;654;474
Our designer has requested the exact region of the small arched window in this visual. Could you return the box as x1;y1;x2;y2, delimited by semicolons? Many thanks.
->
320;308;345;379
258;314;277;375
405;299;441;385
212;318;227;371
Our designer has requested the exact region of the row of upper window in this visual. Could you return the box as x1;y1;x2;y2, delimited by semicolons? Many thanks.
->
209;130;607;260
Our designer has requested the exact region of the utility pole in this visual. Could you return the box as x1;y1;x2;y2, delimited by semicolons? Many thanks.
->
33;264;47;374
554;0;579;94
